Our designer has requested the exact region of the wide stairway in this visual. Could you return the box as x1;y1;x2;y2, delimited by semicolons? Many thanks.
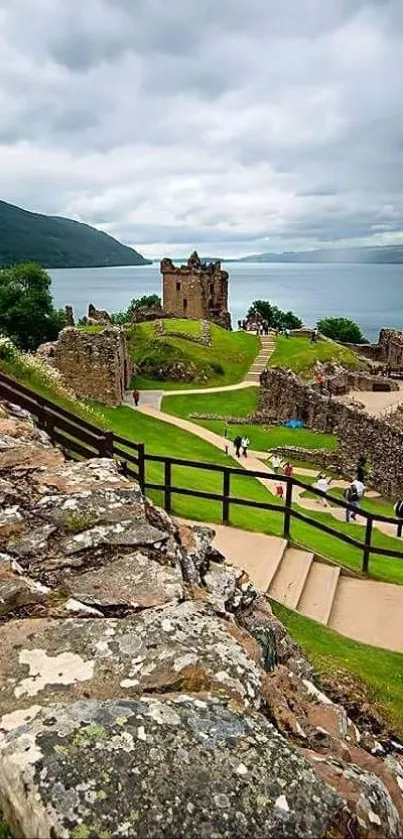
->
244;334;276;383
208;524;403;652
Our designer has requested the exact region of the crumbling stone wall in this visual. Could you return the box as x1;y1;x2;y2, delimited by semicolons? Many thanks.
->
161;251;231;329
259;367;403;496
343;329;403;368
52;327;132;405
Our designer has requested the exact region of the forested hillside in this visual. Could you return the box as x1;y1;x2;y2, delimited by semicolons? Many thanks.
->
0;200;151;268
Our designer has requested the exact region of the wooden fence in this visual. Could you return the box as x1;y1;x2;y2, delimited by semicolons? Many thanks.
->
1;369;402;574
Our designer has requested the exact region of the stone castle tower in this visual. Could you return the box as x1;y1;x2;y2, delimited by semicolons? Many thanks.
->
161;251;231;330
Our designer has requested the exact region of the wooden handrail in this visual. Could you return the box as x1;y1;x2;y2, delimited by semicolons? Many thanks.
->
1;369;403;573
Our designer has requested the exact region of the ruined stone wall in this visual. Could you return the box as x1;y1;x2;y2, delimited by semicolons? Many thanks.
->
341;342;383;361
52;327;132;405
161;252;231;329
259;367;403;496
343;330;403;367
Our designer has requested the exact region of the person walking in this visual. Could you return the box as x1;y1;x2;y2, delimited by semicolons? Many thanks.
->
132;389;140;407
284;462;293;479
241;436;250;458
394;499;403;537
233;435;242;458
356;457;366;483
344;482;360;522
271;454;281;473
275;483;284;501
352;477;365;500
314;474;332;506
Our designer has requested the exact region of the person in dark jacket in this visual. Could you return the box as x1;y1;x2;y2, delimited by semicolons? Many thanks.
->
394;500;403;537
233;435;242;458
344;483;360;522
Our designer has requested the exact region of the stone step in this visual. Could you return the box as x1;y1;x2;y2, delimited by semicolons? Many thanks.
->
296;561;340;625
327;577;403;652
206;526;288;592
268;548;314;609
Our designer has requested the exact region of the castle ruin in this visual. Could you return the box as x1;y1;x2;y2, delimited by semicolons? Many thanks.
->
161;251;231;330
37;327;132;406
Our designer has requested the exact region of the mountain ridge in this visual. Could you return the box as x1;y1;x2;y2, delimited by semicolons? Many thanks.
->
234;245;403;264
0;199;151;268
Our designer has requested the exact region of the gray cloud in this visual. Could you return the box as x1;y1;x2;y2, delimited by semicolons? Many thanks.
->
0;0;403;257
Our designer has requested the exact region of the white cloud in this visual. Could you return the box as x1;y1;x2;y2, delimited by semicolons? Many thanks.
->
0;0;402;257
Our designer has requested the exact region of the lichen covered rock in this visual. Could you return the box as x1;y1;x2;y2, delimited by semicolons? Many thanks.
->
0;399;402;838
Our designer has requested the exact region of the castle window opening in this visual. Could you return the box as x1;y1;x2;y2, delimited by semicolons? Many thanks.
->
176;281;181;291
183;298;188;311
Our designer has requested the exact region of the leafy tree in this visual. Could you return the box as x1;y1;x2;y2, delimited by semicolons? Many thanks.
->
317;317;368;344
0;262;66;351
110;294;161;324
247;300;302;330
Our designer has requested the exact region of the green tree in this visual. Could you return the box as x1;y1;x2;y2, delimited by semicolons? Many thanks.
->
110;294;161;324
317;317;368;344
247;300;302;330
0;262;66;351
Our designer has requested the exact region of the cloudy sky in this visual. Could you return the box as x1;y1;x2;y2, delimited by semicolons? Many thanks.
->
1;0;403;258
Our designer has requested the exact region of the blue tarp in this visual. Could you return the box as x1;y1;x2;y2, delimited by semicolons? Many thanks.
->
284;419;304;429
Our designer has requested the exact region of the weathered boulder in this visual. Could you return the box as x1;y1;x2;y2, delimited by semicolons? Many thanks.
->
0;698;342;839
0;398;403;838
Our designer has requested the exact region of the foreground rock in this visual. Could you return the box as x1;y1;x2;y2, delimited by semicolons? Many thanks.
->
0;399;402;838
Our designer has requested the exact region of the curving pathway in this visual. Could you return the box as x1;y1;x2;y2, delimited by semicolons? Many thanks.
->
135;403;400;542
126;333;276;409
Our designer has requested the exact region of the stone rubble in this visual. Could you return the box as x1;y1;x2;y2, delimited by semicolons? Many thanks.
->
0;399;402;838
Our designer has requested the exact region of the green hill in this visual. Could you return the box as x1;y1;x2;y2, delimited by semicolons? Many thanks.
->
125;319;260;388
0;199;151;268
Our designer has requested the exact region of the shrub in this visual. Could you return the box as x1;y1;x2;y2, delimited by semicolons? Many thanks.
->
317;317;368;344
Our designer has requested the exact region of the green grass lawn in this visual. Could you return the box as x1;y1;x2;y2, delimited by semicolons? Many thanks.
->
126;321;260;389
269;335;366;380
162;387;259;418
271;602;403;737
162;390;338;452
163;318;201;337
2;355;403;584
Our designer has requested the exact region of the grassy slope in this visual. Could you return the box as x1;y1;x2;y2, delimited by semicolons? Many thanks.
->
164;318;202;336
272;602;403;736
162;389;338;451
269;334;366;379
127;321;260;389
2;355;403;583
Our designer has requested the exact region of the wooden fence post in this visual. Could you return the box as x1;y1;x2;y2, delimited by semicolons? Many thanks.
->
164;460;172;514
362;516;373;573
283;478;293;540
137;443;145;491
222;468;231;525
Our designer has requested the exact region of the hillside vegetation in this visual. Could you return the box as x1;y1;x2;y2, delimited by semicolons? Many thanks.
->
269;334;366;379
127;320;260;388
0;199;150;268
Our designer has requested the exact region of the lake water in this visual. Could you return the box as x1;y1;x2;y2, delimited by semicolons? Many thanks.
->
49;261;403;343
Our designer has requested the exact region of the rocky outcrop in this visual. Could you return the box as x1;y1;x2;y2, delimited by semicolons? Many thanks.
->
0;399;402;838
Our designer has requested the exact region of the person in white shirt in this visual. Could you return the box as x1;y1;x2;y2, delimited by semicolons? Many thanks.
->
241;436;250;458
352;478;365;499
271;454;281;473
313;475;332;506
